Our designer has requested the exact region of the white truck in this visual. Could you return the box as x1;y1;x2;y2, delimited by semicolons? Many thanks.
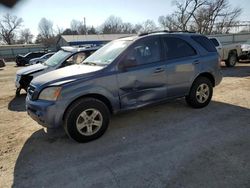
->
209;37;241;67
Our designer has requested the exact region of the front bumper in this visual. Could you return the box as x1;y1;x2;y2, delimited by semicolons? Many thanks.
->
26;96;64;128
239;51;250;60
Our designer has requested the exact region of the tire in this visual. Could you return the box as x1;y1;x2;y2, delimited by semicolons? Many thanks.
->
15;88;21;96
225;52;237;67
185;77;213;108
64;98;110;143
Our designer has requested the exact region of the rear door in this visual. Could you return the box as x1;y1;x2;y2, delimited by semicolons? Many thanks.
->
162;36;200;98
117;37;167;109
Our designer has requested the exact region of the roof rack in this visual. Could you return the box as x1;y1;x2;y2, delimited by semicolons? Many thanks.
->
138;30;196;37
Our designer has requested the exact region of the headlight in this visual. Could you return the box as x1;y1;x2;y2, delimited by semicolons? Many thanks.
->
16;74;21;82
38;87;61;101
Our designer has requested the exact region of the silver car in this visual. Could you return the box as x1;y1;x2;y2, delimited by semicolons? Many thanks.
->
29;52;55;65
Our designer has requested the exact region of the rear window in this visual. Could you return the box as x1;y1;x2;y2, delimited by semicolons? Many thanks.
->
163;37;197;60
192;36;217;52
210;38;220;47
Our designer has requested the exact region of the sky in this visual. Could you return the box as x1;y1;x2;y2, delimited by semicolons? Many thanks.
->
0;0;250;36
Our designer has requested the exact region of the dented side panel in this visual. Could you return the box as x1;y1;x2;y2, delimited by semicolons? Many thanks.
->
117;62;167;108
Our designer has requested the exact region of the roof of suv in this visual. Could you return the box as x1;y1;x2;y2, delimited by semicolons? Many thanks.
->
61;46;100;53
118;30;202;41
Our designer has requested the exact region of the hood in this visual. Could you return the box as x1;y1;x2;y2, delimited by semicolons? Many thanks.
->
241;44;250;51
16;63;47;75
29;57;41;62
31;64;104;87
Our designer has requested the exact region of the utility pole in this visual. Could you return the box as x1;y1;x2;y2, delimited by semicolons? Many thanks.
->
84;17;87;35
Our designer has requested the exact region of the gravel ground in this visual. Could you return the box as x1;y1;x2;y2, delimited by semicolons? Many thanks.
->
0;62;250;188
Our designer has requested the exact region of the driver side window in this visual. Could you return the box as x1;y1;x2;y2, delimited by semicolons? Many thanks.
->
65;52;87;66
122;38;161;68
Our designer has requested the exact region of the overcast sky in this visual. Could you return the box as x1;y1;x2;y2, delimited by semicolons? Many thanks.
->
0;0;249;36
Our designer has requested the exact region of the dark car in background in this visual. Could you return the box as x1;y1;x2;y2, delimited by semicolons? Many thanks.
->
16;52;46;66
15;46;99;95
0;58;5;68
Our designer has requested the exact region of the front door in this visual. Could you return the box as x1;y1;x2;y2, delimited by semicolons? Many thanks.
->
117;37;167;109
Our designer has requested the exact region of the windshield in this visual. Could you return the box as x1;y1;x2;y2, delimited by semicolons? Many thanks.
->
44;50;71;67
83;40;132;65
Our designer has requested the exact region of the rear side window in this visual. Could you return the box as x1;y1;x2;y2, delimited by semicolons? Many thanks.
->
163;37;197;60
210;38;220;47
192;36;217;52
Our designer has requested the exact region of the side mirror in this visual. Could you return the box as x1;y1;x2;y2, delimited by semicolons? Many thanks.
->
120;58;137;71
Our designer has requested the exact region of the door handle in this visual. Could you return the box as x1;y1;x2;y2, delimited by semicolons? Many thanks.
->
192;60;200;65
154;68;165;73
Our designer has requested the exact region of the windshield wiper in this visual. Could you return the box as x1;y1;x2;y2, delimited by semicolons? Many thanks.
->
82;62;97;66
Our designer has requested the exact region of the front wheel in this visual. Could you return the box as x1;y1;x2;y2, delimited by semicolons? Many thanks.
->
186;77;213;108
64;98;110;143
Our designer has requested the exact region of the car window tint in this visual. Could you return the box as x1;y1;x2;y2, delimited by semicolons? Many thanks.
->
125;38;161;66
192;36;217;52
210;38;220;47
163;37;197;60
66;52;88;65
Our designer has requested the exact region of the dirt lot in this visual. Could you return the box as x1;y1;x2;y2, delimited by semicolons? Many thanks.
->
0;62;250;188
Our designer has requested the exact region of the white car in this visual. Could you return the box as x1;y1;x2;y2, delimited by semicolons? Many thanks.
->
29;52;55;65
239;39;250;60
15;46;99;95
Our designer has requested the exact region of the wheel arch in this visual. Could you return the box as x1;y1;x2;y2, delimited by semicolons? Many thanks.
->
194;72;215;87
62;93;114;121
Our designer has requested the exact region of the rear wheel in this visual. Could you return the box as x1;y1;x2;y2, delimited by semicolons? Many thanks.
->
64;98;110;143
186;77;213;108
225;52;237;67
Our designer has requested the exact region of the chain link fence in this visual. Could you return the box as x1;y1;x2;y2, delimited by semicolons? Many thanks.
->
0;44;56;61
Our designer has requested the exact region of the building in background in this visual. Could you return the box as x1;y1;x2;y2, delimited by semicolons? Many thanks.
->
56;34;134;48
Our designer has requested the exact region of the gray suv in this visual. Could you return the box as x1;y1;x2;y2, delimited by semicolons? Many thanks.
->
26;31;222;142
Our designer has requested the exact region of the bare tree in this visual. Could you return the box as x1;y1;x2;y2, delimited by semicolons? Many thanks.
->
38;18;54;39
158;15;179;31
101;15;123;34
121;22;134;34
158;0;242;34
0;13;23;44
138;20;157;33
19;28;33;44
193;0;242;34
70;19;86;34
173;0;207;30
87;26;97;34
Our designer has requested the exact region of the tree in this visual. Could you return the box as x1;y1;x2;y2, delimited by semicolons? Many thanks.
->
137;20;157;33
18;28;33;44
38;18;54;39
62;28;78;35
158;0;242;34
0;13;23;44
158;15;179;31
192;0;242;34
87;26;97;34
121;22;134;34
101;15;123;34
70;19;86;34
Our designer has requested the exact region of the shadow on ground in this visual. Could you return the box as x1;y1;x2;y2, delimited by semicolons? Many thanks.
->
8;94;26;112
12;100;250;188
221;62;250;78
